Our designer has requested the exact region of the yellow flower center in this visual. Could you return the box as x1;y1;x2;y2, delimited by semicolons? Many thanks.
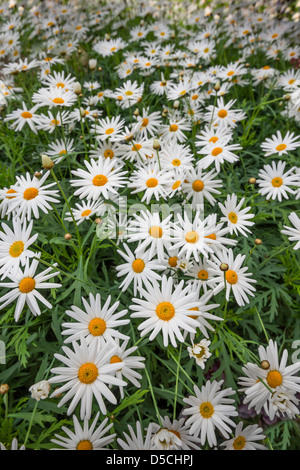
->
132;259;145;273
185;231;199;244
51;119;60;126
205;233;216;240
141;118;149;127
6;189;17;199
104;149;114;159
271;177;283;187
233;435;246;450
188;307;199;319
263;65;270;70
105;128;114;135
56;82;65;88
209;136;218;143
192;180;204;192
23;188;38;200
92;175;108;186
125;90;133;96
288;79;295;85
19;277;36;293
52;97;64;104
76;439;93;450
218;109;228;118
110;355;122;364
267;370;282;388
132;143;142;151
149;226;163;238
225;269;238;284
227;71;235;76
110;47;116;52
275;144;287;152
211;147;223;156
169;124;178;132
168;256;178;267
172;159;181;166
59;149;67;155
179;90;186;95
228;212;238;224
200;402;214;418
191;94;198;100
81;209;92;217
146;178;158;188
203;47;209;53
198;269;208;280
88;318;106;336
9;241;24;258
78;363;98;384
21;111;33;119
172;180;181;190
156;302;175;321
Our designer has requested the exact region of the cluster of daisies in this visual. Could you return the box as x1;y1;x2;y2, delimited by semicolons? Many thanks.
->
0;0;300;451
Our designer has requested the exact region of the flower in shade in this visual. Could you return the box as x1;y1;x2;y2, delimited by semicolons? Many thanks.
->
220;422;267;450
117;421;154;450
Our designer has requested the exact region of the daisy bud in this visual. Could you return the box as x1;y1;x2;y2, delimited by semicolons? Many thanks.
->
153;139;161;150
173;100;180;109
214;81;221;91
255;238;262;245
92;113;98;119
0;383;9;395
260;360;270;370
78;49;82;54
41;154;54;170
80;107;86;117
284;94;291;101
220;263;229;271
89;59;97;70
34;172;42;178
73;82;82;95
29;380;51;401
64;233;72;240
105;33;110;40
133;108;139;116
95;218;102;224
98;67;102;71
249;177;256;184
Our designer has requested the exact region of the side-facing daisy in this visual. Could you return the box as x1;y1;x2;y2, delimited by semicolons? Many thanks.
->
261;130;300;157
220;422;267;450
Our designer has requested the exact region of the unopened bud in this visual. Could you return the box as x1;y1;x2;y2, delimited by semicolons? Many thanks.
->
260;360;270;370
34;172;42;178
255;238;262;245
284;94;291;101
133;108;139;116
64;233;72;240
214;81;221;91
220;263;229;271
0;384;9;395
153;139;161;150
249;177;256;184
89;59;97;70
173;100;180;109
41;154;54;169
98;67;102;71
95;218;102;224
92;113;99;119
73;82;82;95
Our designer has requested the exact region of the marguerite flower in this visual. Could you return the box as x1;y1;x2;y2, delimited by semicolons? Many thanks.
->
281;212;300;250
218;193;255;237
221;422;267;450
261;131;300;157
256;161;299;202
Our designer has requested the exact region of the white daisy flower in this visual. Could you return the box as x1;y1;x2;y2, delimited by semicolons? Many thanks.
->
61;293;129;347
281;212;300;250
221;422;267;450
0;218;38;279
0;438;25;450
256;161;299;202
32;86;77;108
6;171;60;222
261;131;300;156
208;248;256;306
150;416;201;450
197;139;242;173
188;339;212;369
70;157;127;201
182;379;238;447
4;102;41;134
0;254;61;321
182;167;222;208
65;200;105;226
49;338;127;419
117;421;154;450
130;275;199;347
92;115;125;141
128;163;172;204
218;193;255;237
51;412;115;450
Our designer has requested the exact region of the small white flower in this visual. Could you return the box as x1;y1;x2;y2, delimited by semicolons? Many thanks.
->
29;380;51;401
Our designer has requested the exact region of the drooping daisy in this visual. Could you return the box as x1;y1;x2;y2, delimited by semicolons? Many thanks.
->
188;339;212;369
70;157;127;201
130;275;199;347
61;293;129;347
116;244;165;296
117;421;154;450
151;416;202;450
281;212;300;250
207;249;256;306
183;380;238;447
0;254;61;321
151;428;181;450
256;161;299;202
218;193;255;237
220;422;267;451
261;131;300;157
6;171;60;222
44;137;75;163
49;338;127;419
108;338;145;399
263;389;300;421
0;218;38;279
51;413;115;450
